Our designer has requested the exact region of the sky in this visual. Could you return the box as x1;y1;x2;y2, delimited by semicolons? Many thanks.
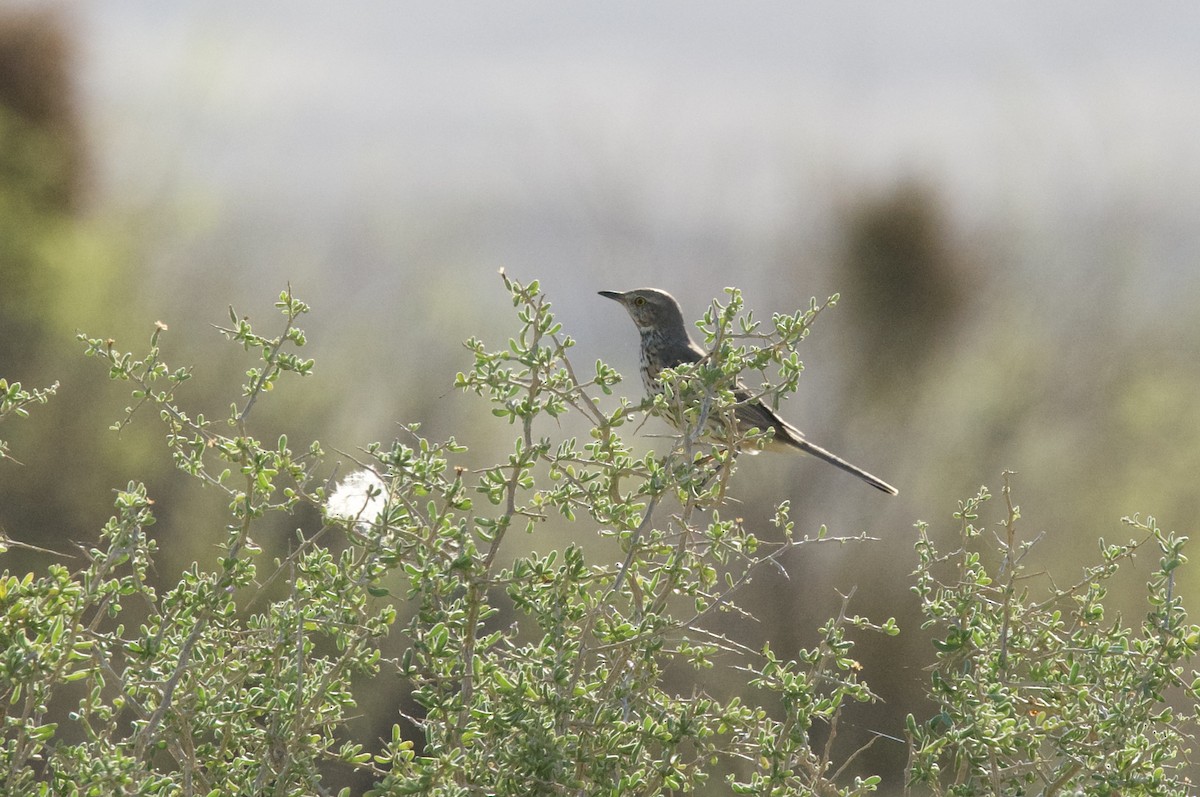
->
67;2;1200;299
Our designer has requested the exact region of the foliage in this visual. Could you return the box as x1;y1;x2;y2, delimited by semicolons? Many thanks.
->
0;379;58;467
0;277;1195;796
907;474;1200;796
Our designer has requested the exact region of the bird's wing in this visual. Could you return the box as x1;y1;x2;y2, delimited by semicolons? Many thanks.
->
730;385;793;440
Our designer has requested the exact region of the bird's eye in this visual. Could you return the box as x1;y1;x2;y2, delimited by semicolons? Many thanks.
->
634;297;646;306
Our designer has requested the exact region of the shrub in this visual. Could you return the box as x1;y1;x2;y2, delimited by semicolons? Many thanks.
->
909;476;1200;796
0;276;1194;796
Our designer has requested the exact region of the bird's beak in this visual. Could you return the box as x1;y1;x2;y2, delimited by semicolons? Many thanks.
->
598;290;625;303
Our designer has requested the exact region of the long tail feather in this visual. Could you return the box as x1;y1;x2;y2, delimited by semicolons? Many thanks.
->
734;397;899;495
783;426;898;495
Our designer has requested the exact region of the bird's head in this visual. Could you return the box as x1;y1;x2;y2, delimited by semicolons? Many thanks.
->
598;288;687;335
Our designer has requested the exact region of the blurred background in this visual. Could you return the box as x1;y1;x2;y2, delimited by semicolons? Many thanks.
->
2;1;1199;792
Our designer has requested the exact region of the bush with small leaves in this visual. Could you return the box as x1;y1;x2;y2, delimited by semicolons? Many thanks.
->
907;474;1200;797
0;276;1194;797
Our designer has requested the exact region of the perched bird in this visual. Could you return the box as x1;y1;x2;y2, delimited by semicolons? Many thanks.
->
599;288;898;495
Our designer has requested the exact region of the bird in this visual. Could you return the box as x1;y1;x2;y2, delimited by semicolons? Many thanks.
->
599;287;898;495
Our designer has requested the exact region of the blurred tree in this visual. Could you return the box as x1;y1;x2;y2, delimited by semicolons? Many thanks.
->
0;8;82;207
0;8;84;375
0;8;148;562
734;182;987;787
837;180;972;403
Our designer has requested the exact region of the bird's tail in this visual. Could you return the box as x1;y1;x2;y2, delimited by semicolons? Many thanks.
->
779;422;898;495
